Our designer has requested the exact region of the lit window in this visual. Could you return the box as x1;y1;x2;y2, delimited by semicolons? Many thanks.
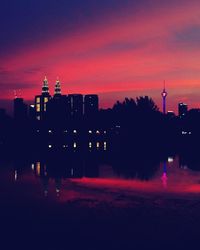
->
48;145;52;148
96;130;100;134
97;142;100;148
36;162;41;176
73;130;77;134
73;142;77;148
89;142;92;148
182;131;187;135
63;145;68;148
36;130;40;133
36;97;40;104
44;97;49;103
36;104;40;112
89;130;92;134
36;116;40;121
104;131;107;134
48;130;52;133
104;142;107;151
31;164;35;170
64;130;67;133
44;103;47;111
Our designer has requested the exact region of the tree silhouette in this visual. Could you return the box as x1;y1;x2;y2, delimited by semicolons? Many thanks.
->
136;96;159;113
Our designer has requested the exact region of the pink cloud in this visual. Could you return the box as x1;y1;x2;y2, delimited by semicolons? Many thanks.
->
1;1;200;111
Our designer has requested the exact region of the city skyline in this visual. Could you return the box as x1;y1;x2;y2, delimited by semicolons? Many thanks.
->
0;76;193;116
2;2;200;249
1;1;200;113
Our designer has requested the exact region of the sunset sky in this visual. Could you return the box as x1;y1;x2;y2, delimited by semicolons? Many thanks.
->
1;0;200;113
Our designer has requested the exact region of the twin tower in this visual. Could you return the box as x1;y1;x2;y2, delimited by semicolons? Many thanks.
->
35;77;99;121
41;76;61;96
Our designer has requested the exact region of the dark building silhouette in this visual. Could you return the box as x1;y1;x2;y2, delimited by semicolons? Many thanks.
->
7;77;200;155
0;108;6;118
29;104;35;121
46;79;68;123
167;111;175;119
14;98;27;121
84;94;99;116
68;94;83;118
35;77;51;121
178;102;188;118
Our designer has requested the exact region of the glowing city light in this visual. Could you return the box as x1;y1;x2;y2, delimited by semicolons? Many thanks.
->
31;164;35;170
36;162;41;176
168;157;174;163
14;170;17;181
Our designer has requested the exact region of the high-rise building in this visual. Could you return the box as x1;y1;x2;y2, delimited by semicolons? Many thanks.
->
54;78;61;97
178;103;188;118
84;95;99;116
29;105;35;121
47;79;68;123
161;81;167;114
14;98;27;121
35;77;51;120
68;94;83;118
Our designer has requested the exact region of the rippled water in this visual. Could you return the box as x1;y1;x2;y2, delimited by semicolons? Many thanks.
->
1;154;200;202
1;154;200;250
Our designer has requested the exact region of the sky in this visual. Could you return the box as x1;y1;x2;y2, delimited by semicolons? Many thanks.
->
1;0;200;113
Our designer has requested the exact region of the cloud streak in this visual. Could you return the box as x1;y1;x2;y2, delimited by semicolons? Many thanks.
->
1;0;200;112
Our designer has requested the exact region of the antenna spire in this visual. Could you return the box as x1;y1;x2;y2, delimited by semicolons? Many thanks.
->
161;81;167;114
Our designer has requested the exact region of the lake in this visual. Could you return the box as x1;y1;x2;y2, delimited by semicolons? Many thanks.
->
1;153;200;250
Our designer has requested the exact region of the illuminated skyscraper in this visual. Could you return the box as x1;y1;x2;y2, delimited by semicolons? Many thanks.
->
47;79;68;123
161;81;167;114
42;76;49;95
54;78;61;97
35;77;51;120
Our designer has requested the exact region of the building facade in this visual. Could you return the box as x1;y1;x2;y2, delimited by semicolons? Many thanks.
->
34;77;51;120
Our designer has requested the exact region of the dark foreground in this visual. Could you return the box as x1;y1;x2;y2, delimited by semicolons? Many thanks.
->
1;177;200;250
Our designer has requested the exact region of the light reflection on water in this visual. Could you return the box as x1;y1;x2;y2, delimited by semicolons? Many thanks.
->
1;155;200;202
